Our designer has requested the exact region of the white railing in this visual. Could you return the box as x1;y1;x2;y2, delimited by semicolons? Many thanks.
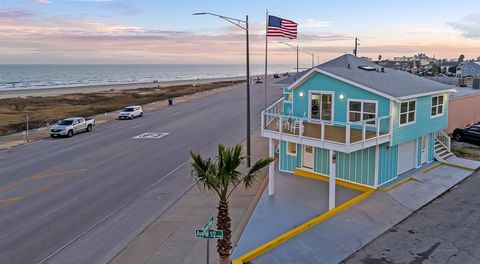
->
262;98;284;129
435;130;451;151
262;108;391;147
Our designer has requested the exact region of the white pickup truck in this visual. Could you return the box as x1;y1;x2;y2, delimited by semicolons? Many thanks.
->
50;117;95;137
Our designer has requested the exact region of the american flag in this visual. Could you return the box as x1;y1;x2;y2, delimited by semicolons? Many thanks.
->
267;15;297;39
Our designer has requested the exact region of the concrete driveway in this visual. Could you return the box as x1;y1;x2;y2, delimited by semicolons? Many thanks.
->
344;169;480;264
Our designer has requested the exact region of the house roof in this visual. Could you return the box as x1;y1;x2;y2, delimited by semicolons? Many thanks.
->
284;54;455;100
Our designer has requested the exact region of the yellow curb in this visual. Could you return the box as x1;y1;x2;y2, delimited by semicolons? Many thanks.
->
440;162;476;171
294;168;374;192
378;176;423;192
232;189;374;264
421;163;443;174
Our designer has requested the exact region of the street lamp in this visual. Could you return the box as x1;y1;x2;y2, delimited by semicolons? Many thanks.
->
193;12;251;167
280;42;299;73
303;51;314;68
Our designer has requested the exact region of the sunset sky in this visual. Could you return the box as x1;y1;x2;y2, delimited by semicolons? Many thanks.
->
1;0;479;65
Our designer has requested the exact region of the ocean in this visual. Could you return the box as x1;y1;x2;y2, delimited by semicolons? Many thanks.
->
0;64;293;91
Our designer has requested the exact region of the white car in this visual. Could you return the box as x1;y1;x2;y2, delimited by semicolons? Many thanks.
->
118;106;143;120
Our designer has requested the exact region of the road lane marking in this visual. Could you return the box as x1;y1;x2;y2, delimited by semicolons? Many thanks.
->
37;159;190;264
133;132;170;139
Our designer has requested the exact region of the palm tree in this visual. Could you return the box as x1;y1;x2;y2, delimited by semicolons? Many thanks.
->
190;144;274;264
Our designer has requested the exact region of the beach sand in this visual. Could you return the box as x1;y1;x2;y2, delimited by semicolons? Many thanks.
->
0;76;245;99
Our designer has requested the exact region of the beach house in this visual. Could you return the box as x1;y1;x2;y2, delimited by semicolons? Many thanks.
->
262;54;456;208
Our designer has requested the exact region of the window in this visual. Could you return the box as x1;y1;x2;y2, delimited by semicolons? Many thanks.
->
286;93;293;102
348;100;377;125
431;95;444;117
287;142;297;156
399;100;416;126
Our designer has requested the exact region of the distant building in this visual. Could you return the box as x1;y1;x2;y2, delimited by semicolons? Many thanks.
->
360;56;372;62
456;61;480;78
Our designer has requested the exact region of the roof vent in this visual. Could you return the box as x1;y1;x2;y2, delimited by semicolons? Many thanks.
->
381;67;385;73
358;65;376;71
347;64;351;69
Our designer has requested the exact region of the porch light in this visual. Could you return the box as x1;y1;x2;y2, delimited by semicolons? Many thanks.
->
339;93;345;100
299;91;304;97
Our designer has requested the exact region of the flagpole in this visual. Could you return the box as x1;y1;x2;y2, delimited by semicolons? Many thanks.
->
264;9;268;110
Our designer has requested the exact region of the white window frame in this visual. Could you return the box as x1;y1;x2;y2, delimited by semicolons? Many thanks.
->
399;99;416;127
287;142;297;156
430;95;444;118
347;99;378;126
308;90;335;121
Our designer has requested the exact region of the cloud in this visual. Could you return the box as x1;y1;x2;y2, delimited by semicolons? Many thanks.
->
298;19;332;29
33;0;52;4
447;13;480;40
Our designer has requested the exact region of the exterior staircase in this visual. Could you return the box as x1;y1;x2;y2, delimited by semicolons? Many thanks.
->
434;131;456;162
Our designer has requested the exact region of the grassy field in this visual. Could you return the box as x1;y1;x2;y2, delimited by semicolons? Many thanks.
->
0;80;244;136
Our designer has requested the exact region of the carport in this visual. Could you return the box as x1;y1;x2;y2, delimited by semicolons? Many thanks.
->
232;168;361;259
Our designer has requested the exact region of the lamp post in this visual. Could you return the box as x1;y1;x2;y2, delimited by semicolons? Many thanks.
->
303;51;314;68
280;42;299;73
193;12;251;167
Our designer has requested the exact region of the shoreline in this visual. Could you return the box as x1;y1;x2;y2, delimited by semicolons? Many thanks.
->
0;76;247;99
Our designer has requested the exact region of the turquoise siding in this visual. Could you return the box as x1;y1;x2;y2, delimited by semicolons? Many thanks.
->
314;147;330;175
392;94;448;146
336;147;376;186
279;141;301;172
291;72;390;128
283;102;292;115
378;143;399;185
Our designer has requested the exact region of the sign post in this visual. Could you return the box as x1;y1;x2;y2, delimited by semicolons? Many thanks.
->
195;216;224;264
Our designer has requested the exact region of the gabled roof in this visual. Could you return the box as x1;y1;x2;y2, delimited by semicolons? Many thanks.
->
285;54;455;100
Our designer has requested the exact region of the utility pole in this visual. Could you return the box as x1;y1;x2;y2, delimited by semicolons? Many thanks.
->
353;37;359;57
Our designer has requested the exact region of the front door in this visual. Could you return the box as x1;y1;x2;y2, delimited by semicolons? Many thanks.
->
421;135;428;164
302;145;314;169
310;92;333;121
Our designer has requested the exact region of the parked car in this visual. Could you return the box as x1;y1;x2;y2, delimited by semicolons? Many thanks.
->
118;106;143;120
50;117;95;137
254;77;263;84
273;74;280;78
453;125;480;143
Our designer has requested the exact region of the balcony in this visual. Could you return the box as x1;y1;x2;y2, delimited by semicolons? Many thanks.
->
261;98;392;153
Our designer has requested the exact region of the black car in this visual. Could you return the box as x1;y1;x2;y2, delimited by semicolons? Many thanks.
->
273;74;280;78
453;125;480;143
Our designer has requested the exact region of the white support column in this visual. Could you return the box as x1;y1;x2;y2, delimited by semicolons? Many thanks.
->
346;124;351;145
374;145;379;188
268;138;275;196
328;150;336;210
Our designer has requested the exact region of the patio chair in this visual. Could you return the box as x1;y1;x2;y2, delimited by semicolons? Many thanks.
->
276;116;291;132
290;119;304;134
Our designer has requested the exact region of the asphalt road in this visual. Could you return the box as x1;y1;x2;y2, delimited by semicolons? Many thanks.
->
344;170;480;264
0;80;283;264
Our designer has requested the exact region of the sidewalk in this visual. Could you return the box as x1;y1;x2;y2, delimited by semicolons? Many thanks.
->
110;127;270;264
234;158;480;264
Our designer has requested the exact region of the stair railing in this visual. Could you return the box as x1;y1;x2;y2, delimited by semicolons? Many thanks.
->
435;130;451;152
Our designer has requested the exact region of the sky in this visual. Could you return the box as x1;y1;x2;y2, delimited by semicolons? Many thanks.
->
1;0;479;64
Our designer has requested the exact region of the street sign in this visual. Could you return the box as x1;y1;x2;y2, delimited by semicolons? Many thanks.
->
203;216;215;231
195;229;224;239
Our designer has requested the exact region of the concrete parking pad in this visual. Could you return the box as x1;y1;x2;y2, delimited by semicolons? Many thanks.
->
236;157;480;264
232;170;360;259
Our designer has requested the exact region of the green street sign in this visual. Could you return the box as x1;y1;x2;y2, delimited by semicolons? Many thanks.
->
203;216;215;231
195;229;224;239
